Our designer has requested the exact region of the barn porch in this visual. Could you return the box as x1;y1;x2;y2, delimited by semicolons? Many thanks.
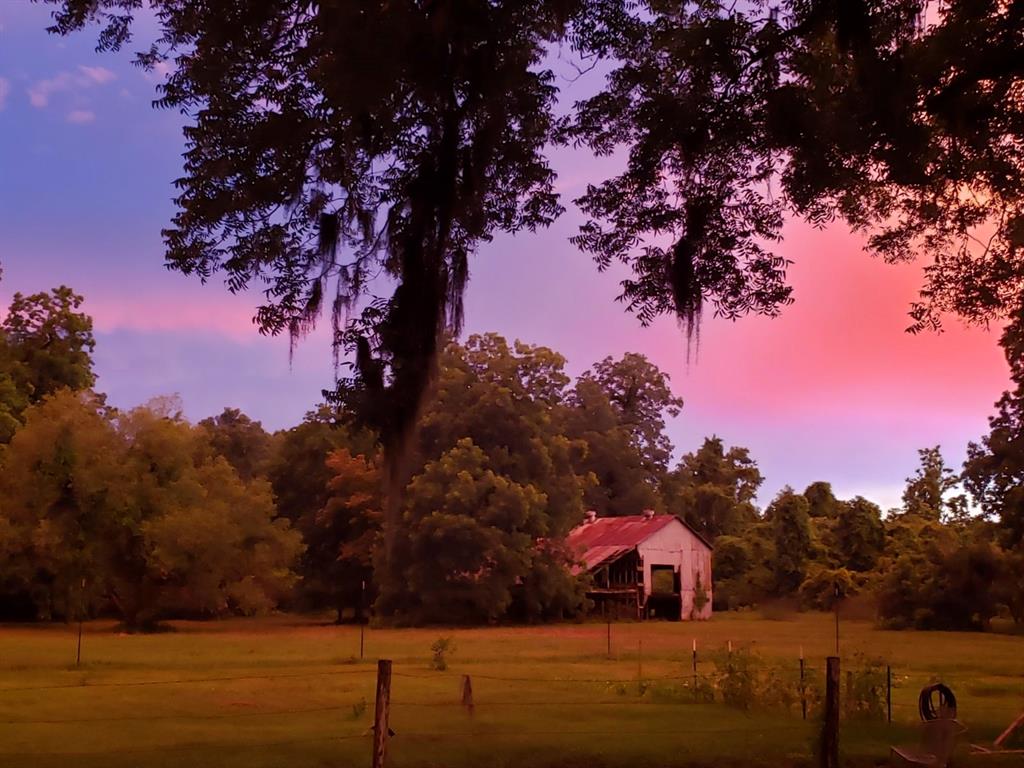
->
588;548;684;620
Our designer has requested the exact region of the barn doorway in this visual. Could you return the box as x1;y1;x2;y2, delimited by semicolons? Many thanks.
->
646;565;682;620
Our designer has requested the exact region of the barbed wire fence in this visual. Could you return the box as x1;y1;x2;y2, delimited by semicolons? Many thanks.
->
1;644;1018;766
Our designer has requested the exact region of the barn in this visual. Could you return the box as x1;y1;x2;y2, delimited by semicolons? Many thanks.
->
566;510;713;621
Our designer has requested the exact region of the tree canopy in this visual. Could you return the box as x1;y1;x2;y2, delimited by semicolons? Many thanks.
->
1;286;1021;630
0;286;95;441
38;1;1024;517
0;391;302;627
901;446;968;523
965;304;1024;549
664;436;762;541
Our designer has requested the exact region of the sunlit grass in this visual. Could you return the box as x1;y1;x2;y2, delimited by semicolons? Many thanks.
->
0;613;1021;767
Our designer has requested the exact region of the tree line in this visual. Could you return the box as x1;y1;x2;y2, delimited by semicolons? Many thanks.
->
1;286;1021;630
36;3;1024;598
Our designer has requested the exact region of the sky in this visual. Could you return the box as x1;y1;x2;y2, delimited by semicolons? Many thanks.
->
0;4;1012;511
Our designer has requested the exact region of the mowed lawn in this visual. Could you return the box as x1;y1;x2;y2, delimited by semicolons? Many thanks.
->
0;613;1022;768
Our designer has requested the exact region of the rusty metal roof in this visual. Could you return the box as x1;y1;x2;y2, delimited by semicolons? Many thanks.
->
566;514;709;571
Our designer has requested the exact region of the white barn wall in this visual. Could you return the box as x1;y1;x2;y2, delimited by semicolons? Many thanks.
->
635;519;713;620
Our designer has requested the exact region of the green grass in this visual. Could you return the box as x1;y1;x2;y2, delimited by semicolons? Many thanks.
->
0;612;1021;767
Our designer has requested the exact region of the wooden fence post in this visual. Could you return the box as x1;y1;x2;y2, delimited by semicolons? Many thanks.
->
800;649;807;721
886;665;892;724
76;577;85;668
846;670;854;717
822;656;840;768
372;659;392;768
461;674;474;716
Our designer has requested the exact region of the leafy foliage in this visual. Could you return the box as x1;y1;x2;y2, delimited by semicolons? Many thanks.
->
567;1;1024;335
965;304;1024;548
575;353;683;475
380;438;580;624
0;286;95;442
415;334;590;537
803;482;841;520
307;448;382;622
198;408;274;482
0;391;302;627
664;436;762;541
39;3;1024;530
766;488;814;593
831;497;886;572
563;352;682;517
902;446;968;522
875;522;1005;631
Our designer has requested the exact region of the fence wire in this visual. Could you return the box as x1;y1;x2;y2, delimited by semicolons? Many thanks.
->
1;655;1019;762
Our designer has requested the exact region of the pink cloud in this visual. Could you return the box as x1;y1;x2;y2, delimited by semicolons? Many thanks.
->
0;77;9;111
83;293;333;348
66;109;95;124
27;65;116;108
78;65;115;85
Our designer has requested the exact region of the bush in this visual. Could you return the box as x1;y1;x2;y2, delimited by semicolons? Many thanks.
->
710;648;820;715
715;649;759;710
430;636;456;670
798;566;856;611
843;654;887;720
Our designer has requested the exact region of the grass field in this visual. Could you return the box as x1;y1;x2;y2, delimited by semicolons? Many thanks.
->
1;612;1022;767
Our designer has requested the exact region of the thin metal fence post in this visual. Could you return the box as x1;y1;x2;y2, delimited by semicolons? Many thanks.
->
692;638;698;699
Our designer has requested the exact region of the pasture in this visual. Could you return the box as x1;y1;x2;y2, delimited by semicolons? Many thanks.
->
0;612;1022;767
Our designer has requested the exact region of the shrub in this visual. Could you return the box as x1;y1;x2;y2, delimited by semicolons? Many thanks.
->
716;649;759;710
843;654;887;720
430;636;456;670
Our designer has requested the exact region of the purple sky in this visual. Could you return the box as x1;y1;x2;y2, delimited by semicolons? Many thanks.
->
0;4;1011;510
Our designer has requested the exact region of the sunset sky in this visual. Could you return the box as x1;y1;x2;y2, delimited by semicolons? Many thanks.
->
0;4;1011;511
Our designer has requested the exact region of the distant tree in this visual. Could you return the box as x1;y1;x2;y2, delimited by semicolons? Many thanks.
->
576;353;683;475
831;497;886;573
876;526;1003;631
0;287;95;442
114;402;302;625
799;565;857;611
265;407;376;610
0;357;28;443
563;377;661;517
198;407;273;482
765;488;813;594
45;2;1024;560
902;446;968;522
267;406;376;525
306;448;383;623
0;393;302;627
380;438;581;624
139;459;302;624
664;437;762;541
965;304;1024;549
416;335;588;537
0;390;120;621
803;482;842;519
710;527;775;610
994;550;1024;625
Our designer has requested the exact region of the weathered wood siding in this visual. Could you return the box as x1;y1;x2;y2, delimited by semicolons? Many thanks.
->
636;519;713;620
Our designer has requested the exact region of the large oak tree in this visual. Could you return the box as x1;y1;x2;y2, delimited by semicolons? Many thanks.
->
39;0;1024;541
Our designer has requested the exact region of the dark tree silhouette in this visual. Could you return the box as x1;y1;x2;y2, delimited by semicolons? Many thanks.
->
40;0;1024;534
